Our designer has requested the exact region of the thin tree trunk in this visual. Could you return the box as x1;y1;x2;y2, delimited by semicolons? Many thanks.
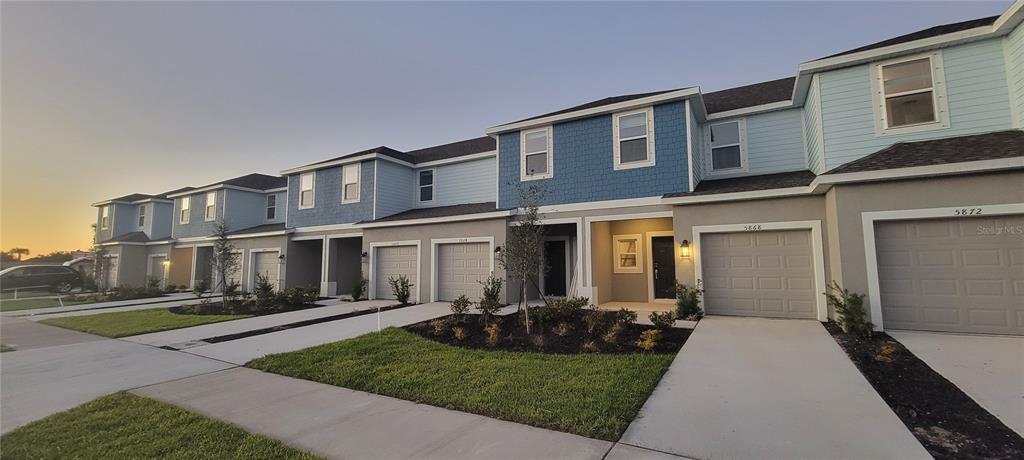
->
522;279;530;334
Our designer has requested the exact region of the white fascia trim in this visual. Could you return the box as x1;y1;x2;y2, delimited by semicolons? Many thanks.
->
861;202;1024;331
816;157;1024;186
358;210;511;229
368;239;422;302
661;186;815;205
415;151;496;168
486;88;700;135
685;100;695;192
534;196;666;214
705;100;794;120
228;231;289;239
263;187;287;193
281;153;414;176
429;236;495;302
291;223;360;234
131;198;173;204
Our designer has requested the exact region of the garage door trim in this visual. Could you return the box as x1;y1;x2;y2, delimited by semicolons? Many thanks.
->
693;220;827;321
862;203;1024;332
247;248;279;290
369;240;421;302
430;237;494;302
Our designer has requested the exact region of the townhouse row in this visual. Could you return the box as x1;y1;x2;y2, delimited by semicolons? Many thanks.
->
94;4;1024;336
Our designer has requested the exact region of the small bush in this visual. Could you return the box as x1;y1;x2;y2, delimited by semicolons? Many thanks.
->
583;309;605;336
450;295;471;318
635;329;661;352
223;282;242;303
602;323;623;344
675;281;705;320
452;326;467;341
484;323;501;347
429;318;447;336
530;334;546;349
648;311;677;330
192;279;209;298
145;277;162;291
549;296;589;322
388;275;414;305
825;281;873;337
614;308;637;327
477;274;503;320
581;340;599;353
350;276;367;301
554;322;571;337
253;273;276;307
282;286;319;305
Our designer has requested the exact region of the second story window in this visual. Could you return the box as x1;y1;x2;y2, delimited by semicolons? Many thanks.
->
706;119;747;174
138;205;146;228
521;127;552;180
418;169;434;203
100;206;110;230
613;108;655;170
179;197;190;224
204;191;216;221
342;164;360;203
266;195;277;220
299;172;315;209
872;51;948;135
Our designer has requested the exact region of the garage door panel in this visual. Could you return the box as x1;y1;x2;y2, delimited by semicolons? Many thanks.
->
702;229;817;319
876;215;1023;335
436;242;490;302
374;245;418;301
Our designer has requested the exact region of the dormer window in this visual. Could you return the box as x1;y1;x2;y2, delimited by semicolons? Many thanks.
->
204;191;216;221
613;108;655;170
520;127;552;180
418;169;435;203
138;205;146;228
342;164;360;203
872;51;949;135
705;119;748;174
299;172;315;209
179;197;190;224
100;206;110;230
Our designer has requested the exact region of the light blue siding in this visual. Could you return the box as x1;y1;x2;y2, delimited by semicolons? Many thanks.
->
112;203;136;237
376;160;414;218
803;75;825;174
1006;23;1024;128
172;190;225;238
286;161;375;228
149;202;173;240
225;189;270;231
819;38;1013;170
702;108;806;179
266;191;285;224
425;157;496;207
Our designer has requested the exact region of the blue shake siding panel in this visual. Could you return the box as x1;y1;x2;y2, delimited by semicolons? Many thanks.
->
688;102;705;186
172;190;225;238
286;161;375;228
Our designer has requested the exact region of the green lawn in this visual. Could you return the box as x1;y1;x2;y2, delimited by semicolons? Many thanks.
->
41;309;250;338
0;297;92;312
0;392;320;460
248;328;676;440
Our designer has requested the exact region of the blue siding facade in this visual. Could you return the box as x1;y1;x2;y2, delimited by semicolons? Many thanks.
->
803;75;825;174
375;160;415;218
172;190;225;238
286;160;375;228
423;157;496;207
497;101;688;208
688;102;705;186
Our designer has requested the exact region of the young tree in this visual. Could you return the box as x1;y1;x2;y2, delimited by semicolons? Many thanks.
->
90;224;109;292
7;248;30;261
210;221;240;308
496;184;547;334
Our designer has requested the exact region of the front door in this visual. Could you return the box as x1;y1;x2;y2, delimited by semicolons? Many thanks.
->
651;236;676;300
543;240;567;297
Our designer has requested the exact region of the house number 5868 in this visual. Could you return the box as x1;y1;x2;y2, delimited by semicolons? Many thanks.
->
743;225;763;231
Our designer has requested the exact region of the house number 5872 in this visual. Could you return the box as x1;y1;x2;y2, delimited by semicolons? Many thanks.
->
953;208;983;216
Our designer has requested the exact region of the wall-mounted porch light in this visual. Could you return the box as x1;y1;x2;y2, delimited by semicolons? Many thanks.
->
162;260;171;266
680;240;691;258
494;246;502;255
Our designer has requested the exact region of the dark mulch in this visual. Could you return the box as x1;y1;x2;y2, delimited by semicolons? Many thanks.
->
405;311;690;355
825;322;1024;460
170;301;324;317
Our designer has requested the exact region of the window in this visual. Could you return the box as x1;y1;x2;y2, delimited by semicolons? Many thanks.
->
266;194;277;220
179;197;190;224
100;206;110;229
613;108;655;169
204;191;217;221
138;205;146;227
342;164;360;203
613;234;643;274
418;169;434;203
872;52;948;135
299;172;315;209
520;127;552;180
705;119;747;174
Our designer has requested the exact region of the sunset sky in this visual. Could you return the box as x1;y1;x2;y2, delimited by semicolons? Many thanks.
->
1;1;1009;254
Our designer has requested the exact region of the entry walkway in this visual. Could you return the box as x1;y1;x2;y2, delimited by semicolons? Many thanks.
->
620;316;929;459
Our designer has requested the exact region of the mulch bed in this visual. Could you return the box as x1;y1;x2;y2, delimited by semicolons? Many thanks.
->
405;311;690;355
825;322;1023;460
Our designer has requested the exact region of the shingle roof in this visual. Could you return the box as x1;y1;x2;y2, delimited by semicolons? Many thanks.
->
100;231;151;243
703;77;796;114
154;187;195;199
227;223;287;236
367;202;500;223
825;130;1024;175
508;87;691;124
302;146;415;169
404;137;496;163
109;193;154;203
820;15;999;60
211;173;287;191
663;170;817;198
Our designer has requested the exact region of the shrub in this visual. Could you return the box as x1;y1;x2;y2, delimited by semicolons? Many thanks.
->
429;318;447;336
452;326;467;341
635;329;661;352
530;334;546;349
350;276;367;301
825;281;873;337
477;274;503;320
145;277;162;291
583;309;605;336
484;323;501;347
449;295;471;319
648;311;677;330
549;296;589;322
602;323;623;344
387;274;413;305
675;281;705;320
554;322;571;337
253;273;276;307
192;279;209;298
282;286;319;305
614;308;637;327
223;282;242;303
581;340;599;353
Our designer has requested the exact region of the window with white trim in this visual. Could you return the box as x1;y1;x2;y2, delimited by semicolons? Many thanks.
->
179;197;190;224
138;205;146;227
100;206;110;229
872;51;949;135
342;164;360;203
613;234;643;274
204;191;217;221
613;108;655;169
705;119;747;174
266;194;277;220
299;172;315;209
418;169;434;203
520;127;552;180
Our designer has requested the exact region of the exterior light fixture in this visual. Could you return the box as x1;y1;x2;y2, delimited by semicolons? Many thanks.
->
680;240;690;258
162;260;171;266
361;251;369;258
278;254;286;261
494;246;502;254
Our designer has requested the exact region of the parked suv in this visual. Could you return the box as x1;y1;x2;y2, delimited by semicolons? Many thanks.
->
0;265;84;293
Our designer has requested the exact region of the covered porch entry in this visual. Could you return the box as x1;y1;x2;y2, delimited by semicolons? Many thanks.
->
287;234;363;297
585;212;677;312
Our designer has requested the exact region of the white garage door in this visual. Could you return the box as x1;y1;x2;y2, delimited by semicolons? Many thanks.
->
875;215;1024;335
105;256;119;290
252;251;280;290
374;245;418;301
701;230;817;319
436;242;491;301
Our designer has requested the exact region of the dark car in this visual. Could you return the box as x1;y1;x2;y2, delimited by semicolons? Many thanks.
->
0;265;84;293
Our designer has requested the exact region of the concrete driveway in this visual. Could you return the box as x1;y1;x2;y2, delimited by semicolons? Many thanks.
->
890;330;1024;436
620;316;929;459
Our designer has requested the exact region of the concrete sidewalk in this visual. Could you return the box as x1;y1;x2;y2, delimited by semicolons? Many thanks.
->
620;316;930;459
183;302;452;364
7;292;221;319
134;367;611;459
123;299;394;348
891;330;1024;436
1;316;103;351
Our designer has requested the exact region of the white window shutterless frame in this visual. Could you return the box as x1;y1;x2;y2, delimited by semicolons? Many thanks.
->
520;126;553;180
342;164;360;203
299;172;315;209
418;169;435;203
205;191;216;221
613;108;655;170
266;194;277;220
871;51;949;136
179;197;190;224
100;206;110;229
138;205;146;227
704;119;748;175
